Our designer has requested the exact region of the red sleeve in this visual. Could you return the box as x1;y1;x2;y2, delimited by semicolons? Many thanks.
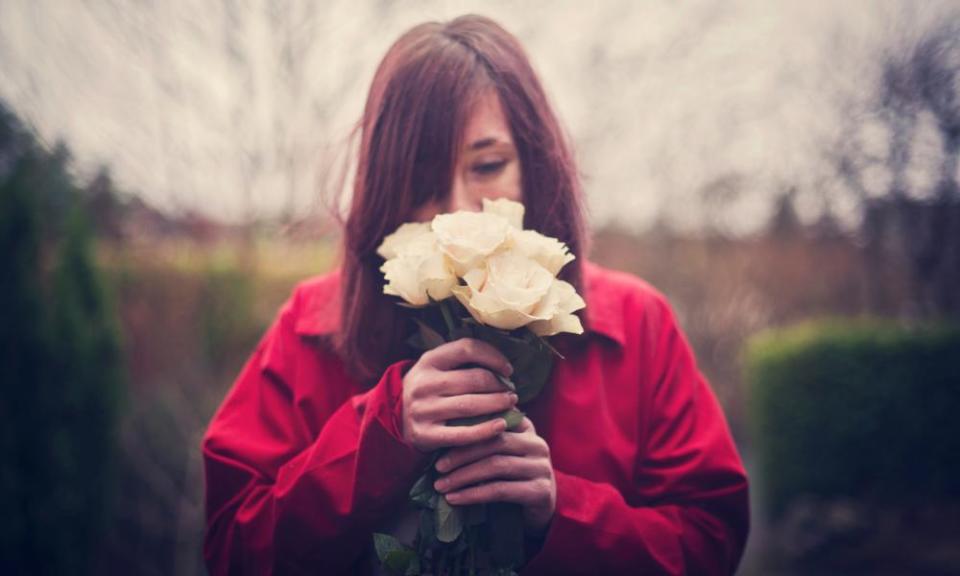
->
524;295;750;575
201;290;428;575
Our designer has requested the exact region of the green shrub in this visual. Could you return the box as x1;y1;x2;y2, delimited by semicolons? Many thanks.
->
745;319;960;519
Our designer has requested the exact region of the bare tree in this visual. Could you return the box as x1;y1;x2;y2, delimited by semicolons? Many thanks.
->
829;14;960;319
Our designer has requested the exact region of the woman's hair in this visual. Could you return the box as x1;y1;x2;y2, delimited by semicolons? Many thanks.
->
333;14;590;385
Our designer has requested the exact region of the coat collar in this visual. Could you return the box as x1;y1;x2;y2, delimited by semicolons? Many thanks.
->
294;259;625;348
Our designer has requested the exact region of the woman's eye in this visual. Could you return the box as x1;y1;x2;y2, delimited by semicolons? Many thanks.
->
471;159;507;176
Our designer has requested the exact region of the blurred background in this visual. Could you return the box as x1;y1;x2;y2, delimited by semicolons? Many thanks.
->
2;1;959;574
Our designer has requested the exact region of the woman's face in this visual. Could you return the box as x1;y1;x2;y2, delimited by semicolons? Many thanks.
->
413;90;522;222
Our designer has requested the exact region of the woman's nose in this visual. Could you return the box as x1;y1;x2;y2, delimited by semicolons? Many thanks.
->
449;176;481;213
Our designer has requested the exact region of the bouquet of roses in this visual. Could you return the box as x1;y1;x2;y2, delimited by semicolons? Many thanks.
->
372;198;585;576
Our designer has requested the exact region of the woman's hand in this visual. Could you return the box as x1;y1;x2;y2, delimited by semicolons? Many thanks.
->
431;417;556;535
401;338;518;453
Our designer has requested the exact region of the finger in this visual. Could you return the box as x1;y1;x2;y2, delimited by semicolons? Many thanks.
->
421;392;517;421
422;418;506;450
434;454;549;494
420;367;506;397
435;431;545;473
444;479;551;507
424;338;513;377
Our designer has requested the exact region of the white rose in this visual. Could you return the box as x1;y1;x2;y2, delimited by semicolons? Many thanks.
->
482;197;525;229
376;222;432;260
510;229;576;276
527;279;586;336
432;211;511;276
451;251;585;335
379;231;456;306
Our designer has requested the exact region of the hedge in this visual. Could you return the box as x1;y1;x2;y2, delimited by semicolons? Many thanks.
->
745;319;960;519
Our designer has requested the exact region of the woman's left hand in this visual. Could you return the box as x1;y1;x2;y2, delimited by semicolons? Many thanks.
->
432;417;556;535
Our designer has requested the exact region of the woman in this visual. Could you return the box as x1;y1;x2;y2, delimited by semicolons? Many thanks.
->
202;15;749;575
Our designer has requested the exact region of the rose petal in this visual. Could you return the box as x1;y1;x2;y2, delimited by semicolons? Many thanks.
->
376;222;432;259
482;198;525;229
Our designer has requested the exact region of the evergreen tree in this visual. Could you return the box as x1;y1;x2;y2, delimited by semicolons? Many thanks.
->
0;102;123;575
0;145;47;575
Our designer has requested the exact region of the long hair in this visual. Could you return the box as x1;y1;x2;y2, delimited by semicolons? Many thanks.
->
333;15;590;385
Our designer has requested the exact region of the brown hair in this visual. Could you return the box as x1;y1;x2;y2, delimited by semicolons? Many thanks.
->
333;15;590;385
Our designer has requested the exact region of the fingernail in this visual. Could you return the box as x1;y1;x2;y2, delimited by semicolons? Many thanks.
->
445;493;461;504
508;393;519;404
434;478;448;492
505;363;514;376
436;457;449;472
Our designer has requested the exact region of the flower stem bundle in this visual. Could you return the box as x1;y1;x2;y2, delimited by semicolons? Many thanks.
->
373;199;585;575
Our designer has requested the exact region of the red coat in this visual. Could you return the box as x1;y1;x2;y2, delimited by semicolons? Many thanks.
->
202;260;750;575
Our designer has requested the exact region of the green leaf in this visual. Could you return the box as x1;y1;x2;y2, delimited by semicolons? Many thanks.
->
502;408;525;430
537;334;565;360
374;533;416;574
409;473;436;508
406;332;427;352
511;342;554;404
495;373;517;393
474;325;528;359
384;549;416;574
418;504;436;546
436;496;464;543
414;318;447;350
405;555;421;575
449;408;524;430
374;532;403;560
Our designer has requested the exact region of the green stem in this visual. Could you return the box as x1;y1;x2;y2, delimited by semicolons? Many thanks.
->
453;541;463;576
439;298;457;337
469;525;477;576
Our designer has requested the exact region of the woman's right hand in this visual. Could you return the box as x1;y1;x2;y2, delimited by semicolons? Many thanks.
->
402;338;518;453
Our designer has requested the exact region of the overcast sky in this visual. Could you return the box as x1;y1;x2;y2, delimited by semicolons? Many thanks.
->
1;0;958;234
